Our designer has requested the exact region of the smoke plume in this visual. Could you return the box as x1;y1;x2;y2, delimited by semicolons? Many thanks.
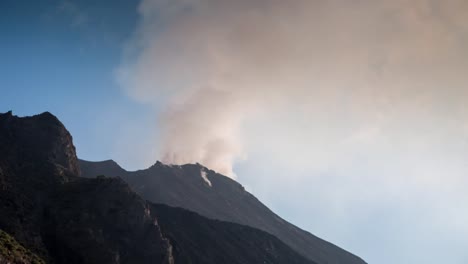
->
118;0;468;177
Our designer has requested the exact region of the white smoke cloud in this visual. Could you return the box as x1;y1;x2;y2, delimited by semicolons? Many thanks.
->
117;1;468;262
118;0;468;177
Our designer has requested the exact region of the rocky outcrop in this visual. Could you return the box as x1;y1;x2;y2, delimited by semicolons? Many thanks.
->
0;111;81;260
0;112;171;263
0;111;79;177
0;111;319;264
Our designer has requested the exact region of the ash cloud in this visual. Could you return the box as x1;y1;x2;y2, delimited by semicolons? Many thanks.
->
118;0;468;177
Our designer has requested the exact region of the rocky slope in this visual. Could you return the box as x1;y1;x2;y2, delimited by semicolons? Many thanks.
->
0;229;45;264
80;160;366;264
151;203;313;264
41;177;172;264
0;111;172;263
0;111;318;264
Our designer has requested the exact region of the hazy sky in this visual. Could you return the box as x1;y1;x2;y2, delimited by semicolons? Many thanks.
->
2;1;468;263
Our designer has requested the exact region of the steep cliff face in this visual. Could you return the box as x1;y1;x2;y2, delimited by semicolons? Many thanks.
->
0;111;320;264
0;112;172;263
0;111;79;177
80;160;366;264
0;111;80;259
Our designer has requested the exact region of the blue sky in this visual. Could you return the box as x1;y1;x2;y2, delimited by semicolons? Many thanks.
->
2;1;468;264
1;0;156;165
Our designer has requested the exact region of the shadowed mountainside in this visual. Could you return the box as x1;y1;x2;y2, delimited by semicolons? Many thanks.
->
0;111;318;264
80;159;366;264
0;111;172;264
151;203;314;264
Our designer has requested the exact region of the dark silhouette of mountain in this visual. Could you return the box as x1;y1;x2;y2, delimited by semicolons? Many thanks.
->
41;177;173;264
0;111;172;263
151;203;313;264
0;111;317;264
80;161;366;264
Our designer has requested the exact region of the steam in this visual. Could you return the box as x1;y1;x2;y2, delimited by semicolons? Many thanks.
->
118;0;468;177
200;168;212;187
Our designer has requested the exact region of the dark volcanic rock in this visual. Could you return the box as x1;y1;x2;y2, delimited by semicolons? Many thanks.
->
151;203;315;264
1;111;320;264
42;177;172;264
79;160;125;179
0;111;79;177
80;161;366;264
0;112;172;263
0;111;81;259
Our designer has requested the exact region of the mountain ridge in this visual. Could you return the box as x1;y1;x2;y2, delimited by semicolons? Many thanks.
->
80;159;366;264
0;110;320;264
